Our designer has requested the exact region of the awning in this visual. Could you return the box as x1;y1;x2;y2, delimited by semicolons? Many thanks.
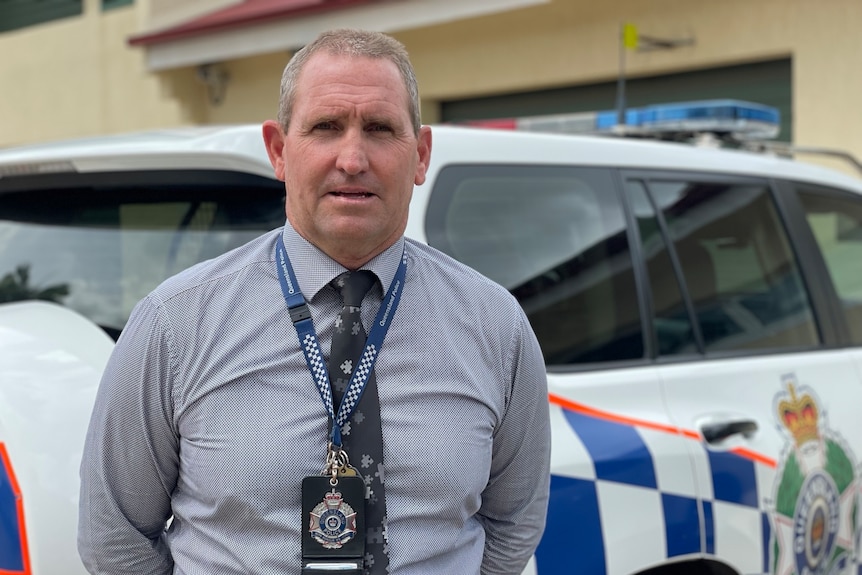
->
128;0;379;48
127;0;549;71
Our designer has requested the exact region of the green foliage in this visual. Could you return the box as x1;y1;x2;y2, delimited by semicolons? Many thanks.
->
0;265;69;304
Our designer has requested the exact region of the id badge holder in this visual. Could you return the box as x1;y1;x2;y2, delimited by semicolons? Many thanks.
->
301;474;366;574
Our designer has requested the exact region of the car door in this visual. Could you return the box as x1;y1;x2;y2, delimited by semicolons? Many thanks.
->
425;164;702;575
792;182;862;573
792;181;862;369
627;172;862;575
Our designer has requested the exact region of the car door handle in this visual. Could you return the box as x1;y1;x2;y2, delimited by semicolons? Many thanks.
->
700;419;758;444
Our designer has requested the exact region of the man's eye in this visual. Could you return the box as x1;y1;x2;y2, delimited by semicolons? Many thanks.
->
367;124;392;133
314;122;336;130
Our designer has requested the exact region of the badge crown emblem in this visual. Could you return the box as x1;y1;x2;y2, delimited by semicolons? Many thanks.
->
778;382;819;446
324;491;343;509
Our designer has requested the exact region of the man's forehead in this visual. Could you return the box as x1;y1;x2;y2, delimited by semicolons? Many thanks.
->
302;51;395;77
293;54;409;113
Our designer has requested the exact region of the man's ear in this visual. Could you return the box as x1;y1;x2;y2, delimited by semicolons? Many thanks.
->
413;125;433;186
262;120;287;181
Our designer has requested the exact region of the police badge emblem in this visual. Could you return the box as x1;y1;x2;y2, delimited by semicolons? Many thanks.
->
301;473;365;566
309;489;357;549
768;374;860;575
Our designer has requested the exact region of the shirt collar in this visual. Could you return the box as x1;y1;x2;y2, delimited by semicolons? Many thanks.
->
280;221;405;301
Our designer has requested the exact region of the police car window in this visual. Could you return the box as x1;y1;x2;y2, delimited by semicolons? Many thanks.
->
425;165;643;366
648;179;819;353
796;187;862;344
626;181;695;355
0;172;284;339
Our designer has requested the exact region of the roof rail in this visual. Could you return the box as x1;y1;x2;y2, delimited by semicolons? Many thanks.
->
742;141;862;177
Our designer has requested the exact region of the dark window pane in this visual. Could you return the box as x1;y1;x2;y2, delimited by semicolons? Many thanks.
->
626;181;695;355
426;165;643;365
102;0;133;10
797;187;862;344
0;0;83;33
649;180;818;352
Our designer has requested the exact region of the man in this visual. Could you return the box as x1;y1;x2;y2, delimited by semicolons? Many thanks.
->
78;28;550;575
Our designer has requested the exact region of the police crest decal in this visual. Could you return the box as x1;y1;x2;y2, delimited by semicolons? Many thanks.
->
769;373;859;575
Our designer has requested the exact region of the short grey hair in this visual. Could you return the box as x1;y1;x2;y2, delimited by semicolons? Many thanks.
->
277;29;421;135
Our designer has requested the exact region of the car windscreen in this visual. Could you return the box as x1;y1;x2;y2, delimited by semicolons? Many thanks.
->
0;170;285;339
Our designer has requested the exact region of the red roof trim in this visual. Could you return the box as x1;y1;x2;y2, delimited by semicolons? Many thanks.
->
128;0;380;47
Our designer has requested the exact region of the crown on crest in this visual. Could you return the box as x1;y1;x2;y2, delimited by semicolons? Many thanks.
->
324;490;343;509
778;376;819;446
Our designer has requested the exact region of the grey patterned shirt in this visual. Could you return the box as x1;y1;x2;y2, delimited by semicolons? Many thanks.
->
78;223;550;575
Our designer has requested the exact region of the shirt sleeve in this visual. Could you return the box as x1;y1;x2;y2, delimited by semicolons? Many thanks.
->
478;304;551;575
78;296;179;575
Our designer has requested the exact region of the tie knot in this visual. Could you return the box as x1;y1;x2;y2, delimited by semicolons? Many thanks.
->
332;270;376;307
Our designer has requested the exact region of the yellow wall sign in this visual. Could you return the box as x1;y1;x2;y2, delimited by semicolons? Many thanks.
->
622;23;639;49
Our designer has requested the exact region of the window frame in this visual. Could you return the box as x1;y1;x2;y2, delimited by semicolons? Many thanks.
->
775;179;862;347
621;176;703;359
622;169;834;360
424;162;652;373
419;163;858;367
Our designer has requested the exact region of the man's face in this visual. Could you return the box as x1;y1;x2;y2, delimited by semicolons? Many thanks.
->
263;52;431;268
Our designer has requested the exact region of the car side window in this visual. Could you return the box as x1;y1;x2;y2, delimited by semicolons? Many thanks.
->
796;186;862;344
647;179;819;353
0;172;285;338
426;165;643;366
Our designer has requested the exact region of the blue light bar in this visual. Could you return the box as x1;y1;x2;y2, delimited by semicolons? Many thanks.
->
595;99;780;139
458;99;781;141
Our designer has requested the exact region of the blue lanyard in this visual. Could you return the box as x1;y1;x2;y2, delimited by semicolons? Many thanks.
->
275;235;406;447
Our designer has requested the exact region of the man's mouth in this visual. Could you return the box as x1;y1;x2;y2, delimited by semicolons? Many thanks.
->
331;191;373;198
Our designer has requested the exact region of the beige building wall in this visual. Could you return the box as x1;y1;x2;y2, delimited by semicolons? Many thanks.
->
0;0;204;148
145;0;236;30
2;0;860;174
202;51;292;126
790;1;862;173
403;0;862;159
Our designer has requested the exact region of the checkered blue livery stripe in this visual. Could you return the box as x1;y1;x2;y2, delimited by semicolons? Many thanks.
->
0;445;25;573
535;405;775;575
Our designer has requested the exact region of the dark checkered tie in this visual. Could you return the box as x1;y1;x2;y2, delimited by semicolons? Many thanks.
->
328;271;389;575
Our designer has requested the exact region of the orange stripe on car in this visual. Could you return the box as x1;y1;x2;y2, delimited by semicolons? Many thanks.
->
548;392;777;468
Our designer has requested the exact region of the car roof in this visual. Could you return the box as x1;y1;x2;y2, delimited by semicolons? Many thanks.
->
2;123;861;194
0;125;275;179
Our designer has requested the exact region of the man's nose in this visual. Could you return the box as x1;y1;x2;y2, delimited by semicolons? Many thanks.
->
335;129;369;175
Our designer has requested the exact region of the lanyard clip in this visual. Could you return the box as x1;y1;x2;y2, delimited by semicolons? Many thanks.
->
289;302;311;324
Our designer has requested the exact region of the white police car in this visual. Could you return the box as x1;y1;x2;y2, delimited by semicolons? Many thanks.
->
0;102;860;575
